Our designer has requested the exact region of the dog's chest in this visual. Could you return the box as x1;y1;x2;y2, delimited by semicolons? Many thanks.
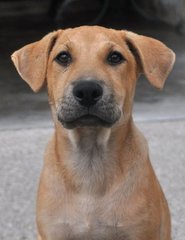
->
45;194;128;240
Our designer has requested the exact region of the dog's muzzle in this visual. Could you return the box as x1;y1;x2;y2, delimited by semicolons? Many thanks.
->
57;80;121;129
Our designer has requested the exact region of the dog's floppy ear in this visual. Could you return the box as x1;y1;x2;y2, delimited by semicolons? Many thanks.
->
125;31;175;89
11;31;60;92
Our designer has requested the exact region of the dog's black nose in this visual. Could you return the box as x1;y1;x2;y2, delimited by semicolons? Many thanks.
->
73;81;103;107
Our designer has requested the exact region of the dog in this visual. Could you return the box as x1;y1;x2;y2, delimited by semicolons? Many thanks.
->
12;26;175;240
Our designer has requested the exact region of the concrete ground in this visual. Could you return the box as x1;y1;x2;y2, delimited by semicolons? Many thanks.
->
0;15;185;240
0;122;185;240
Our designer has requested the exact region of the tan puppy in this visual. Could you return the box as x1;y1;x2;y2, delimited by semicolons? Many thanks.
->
12;26;175;240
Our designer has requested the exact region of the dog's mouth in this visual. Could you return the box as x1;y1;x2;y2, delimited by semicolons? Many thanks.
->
57;91;122;129
58;114;114;129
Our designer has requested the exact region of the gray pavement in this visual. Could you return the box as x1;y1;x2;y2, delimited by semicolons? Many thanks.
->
0;16;185;240
0;121;185;240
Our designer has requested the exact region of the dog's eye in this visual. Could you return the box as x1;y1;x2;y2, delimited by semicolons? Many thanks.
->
107;51;125;66
55;51;72;66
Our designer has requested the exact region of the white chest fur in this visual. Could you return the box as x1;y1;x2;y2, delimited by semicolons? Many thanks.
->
43;128;129;239
45;192;127;240
65;128;115;193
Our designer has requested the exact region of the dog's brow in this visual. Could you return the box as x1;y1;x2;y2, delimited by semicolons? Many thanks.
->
61;41;74;51
103;41;120;50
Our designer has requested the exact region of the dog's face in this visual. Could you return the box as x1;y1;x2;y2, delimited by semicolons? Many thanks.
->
47;27;137;129
11;26;175;129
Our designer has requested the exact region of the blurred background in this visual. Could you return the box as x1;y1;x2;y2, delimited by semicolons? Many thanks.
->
0;0;184;239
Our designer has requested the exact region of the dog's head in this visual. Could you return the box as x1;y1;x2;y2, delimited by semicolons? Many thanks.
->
12;26;175;129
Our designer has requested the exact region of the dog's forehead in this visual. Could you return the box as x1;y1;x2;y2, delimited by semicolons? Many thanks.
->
57;26;125;48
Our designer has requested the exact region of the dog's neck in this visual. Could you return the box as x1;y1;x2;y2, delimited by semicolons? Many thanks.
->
54;118;140;195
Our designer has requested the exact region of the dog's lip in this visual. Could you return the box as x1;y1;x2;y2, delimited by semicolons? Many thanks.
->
59;114;114;128
64;114;110;124
75;114;106;123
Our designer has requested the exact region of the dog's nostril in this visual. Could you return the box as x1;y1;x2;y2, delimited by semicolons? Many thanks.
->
73;81;103;107
76;90;84;100
92;89;101;100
